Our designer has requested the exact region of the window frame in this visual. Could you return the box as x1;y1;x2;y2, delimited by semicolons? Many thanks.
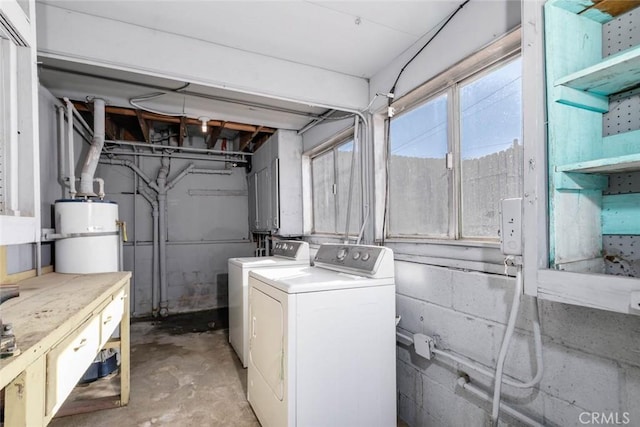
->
309;133;359;236
374;28;521;274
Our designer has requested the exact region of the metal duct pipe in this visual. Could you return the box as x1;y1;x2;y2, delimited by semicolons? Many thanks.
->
79;98;106;196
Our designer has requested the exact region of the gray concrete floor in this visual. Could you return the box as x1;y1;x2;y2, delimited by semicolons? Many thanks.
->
51;320;259;427
50;316;408;427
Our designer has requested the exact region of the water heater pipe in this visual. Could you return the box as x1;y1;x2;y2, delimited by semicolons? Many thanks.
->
57;106;67;196
63;98;77;198
79;98;106;196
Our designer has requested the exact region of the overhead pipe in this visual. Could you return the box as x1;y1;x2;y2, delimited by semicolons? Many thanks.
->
103;149;247;164
63;98;77;198
105;139;253;157
79;98;106;196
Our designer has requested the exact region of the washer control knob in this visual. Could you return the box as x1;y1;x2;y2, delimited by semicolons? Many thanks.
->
337;248;347;261
361;252;370;262
352;251;360;260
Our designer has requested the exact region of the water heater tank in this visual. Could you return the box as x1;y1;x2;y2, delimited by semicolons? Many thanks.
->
54;199;119;274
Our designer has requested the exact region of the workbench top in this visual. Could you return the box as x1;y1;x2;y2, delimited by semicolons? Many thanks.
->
0;272;131;389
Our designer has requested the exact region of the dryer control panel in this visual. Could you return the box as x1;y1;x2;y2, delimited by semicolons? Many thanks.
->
272;240;310;260
314;244;394;278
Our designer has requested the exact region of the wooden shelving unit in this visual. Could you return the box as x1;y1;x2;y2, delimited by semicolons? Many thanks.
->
541;0;640;314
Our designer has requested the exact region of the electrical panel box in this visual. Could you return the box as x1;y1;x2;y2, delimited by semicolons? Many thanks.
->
248;130;302;236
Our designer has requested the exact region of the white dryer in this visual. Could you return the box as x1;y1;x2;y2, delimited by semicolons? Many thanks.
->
247;244;396;427
228;240;310;368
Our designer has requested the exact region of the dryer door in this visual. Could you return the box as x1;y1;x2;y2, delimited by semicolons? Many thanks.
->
250;287;284;400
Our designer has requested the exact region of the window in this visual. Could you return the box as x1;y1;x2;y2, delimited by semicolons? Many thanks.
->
311;138;361;235
387;55;523;241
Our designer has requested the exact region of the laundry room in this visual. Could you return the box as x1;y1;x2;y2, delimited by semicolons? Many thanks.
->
1;0;639;426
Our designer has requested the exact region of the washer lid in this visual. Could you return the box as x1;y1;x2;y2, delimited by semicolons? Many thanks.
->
228;256;310;268
249;266;394;294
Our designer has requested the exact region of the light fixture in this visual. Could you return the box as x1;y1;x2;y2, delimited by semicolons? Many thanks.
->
199;116;209;133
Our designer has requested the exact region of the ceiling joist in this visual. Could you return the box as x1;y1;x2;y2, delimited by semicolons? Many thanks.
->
72;102;275;134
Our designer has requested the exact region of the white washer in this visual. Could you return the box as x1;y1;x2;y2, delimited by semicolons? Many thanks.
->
247;244;396;427
228;240;310;368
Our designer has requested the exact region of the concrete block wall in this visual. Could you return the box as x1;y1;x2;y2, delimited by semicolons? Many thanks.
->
395;260;640;426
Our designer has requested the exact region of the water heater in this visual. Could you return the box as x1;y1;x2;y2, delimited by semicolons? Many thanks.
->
54;199;119;274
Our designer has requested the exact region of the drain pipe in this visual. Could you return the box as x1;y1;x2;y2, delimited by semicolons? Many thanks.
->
63;98;77;198
78;98;106;197
156;157;170;317
139;186;160;316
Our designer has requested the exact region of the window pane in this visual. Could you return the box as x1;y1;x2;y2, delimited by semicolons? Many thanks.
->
388;93;450;237
460;57;523;238
311;150;336;233
336;140;361;235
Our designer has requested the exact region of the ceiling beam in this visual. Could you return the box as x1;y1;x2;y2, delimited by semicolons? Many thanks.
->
135;109;150;143
178;116;186;147
72;102;275;134
208;121;226;149
252;134;271;152
238;126;263;152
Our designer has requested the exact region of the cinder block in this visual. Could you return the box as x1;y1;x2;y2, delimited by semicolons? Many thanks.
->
396;294;426;334
422;303;498;368
398;393;417;426
539;299;640;368
398;359;422;404
395;261;453;308
451;269;513;323
540;342;620;412
622;363;640;426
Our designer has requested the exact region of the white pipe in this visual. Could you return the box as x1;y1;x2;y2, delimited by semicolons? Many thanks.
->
492;265;524;424
94;178;105;199
64;98;76;198
344;116;359;241
79;98;106;196
457;377;544;427
57;106;67;196
398;301;543;390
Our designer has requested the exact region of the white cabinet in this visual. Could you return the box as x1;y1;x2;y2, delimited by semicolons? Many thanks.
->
248;130;302;236
0;0;40;245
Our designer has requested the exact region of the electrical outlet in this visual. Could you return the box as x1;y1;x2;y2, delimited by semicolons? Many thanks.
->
500;198;523;256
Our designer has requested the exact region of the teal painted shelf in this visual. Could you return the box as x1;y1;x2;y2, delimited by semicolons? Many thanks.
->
557;153;640;174
555;45;640;96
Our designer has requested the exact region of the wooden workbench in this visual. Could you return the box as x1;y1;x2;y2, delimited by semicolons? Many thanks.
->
0;272;131;426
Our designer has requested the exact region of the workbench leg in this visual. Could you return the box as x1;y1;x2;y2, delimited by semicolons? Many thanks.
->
4;356;46;427
119;281;130;406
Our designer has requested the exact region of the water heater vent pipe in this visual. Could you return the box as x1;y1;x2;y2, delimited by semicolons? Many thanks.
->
79;98;106;196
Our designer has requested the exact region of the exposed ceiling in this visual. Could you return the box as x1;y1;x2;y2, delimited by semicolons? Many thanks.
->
36;1;461;145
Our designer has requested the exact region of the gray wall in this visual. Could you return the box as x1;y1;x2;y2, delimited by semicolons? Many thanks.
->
98;156;255;316
37;85;255;316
